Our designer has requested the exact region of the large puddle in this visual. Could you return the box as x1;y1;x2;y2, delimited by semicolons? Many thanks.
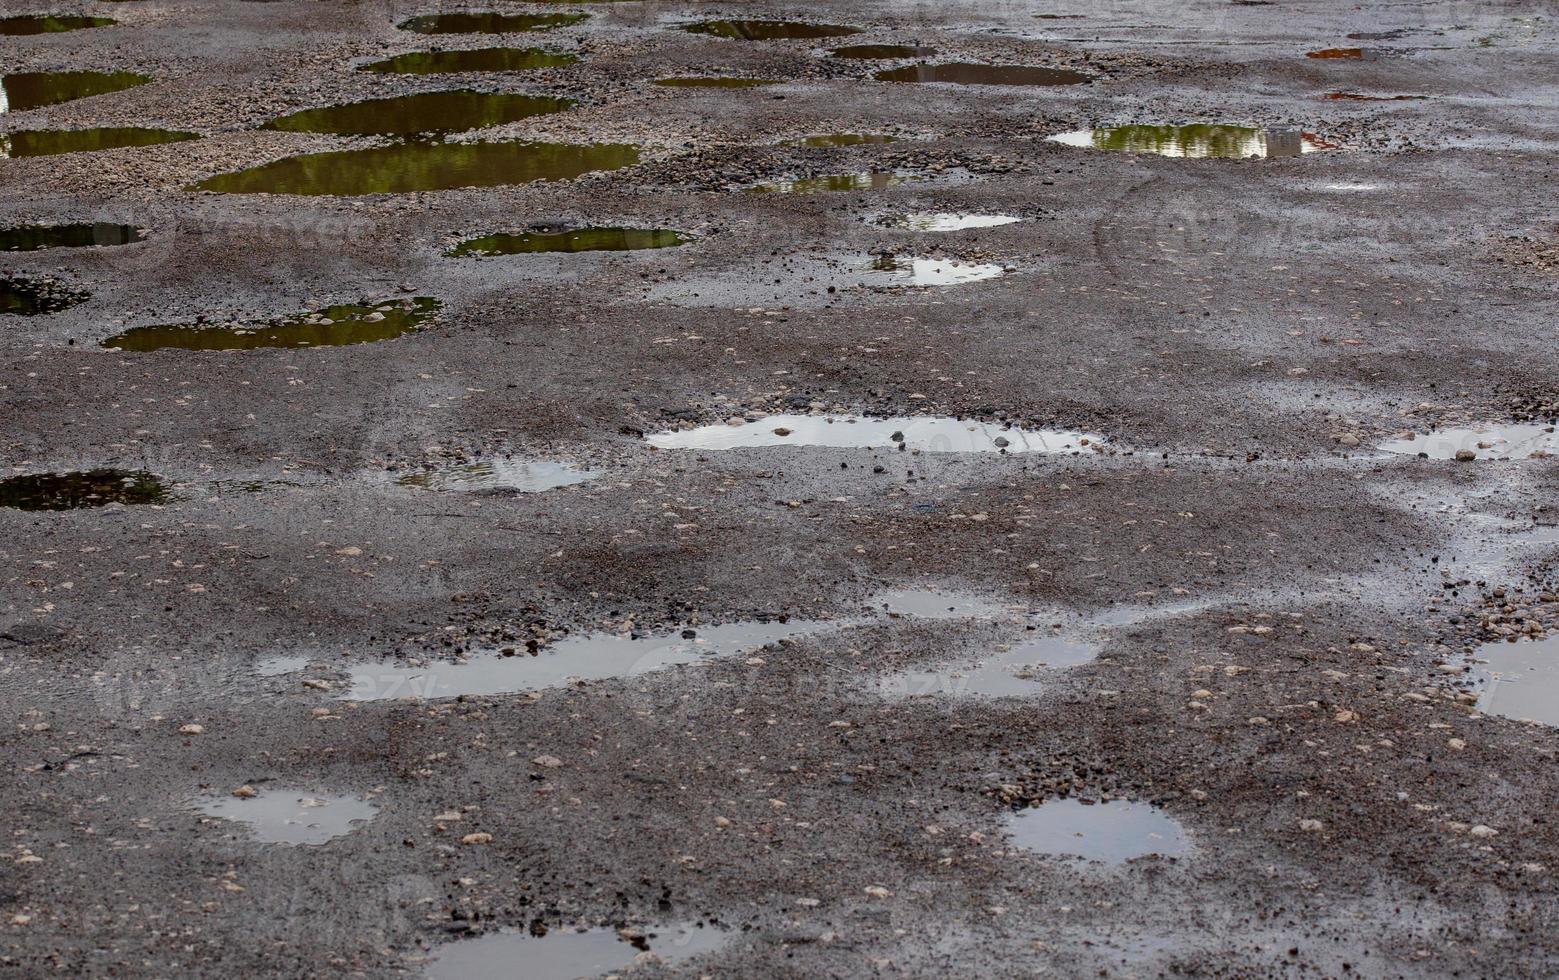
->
684;19;861;40
196;790;378;846
358;47;578;74
1048;125;1329;158
1;222;144;251
1;127;198;158
450;225;686;255
1;71;148;112
103;297;440;351
0;470;167;510
1378;424;1557;461
0;15;113;35
829;44;936;59
748;171;909;194
876;211;1022;231
1467;636;1559;726
192;140;639;195
1;275;87;315
427;922;729;980
397;12;587;34
864;253;1007;286
646;415;1099;452
653;76;777;88
262;91;573;136
1006;799;1190;864
395;458;600;493
874;63;1091;86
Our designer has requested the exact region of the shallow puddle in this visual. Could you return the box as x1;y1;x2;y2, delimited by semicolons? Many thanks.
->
1467;636;1559;726
450;225;686;255
1324;91;1424;102
1048;125;1329;158
1;275;88;315
865;254;1007;286
196;791;378;845
865;588;1010;620
1379;424;1556;460
1006;799;1190;863
684;19;860;40
653;76;777;88
103;297;440;352
874;63;1091;86
192;140;639;195
358;47;578;74
397;12;587;33
883;632;1100;697
0;127;198;158
0;469;168;510
0;15;113;35
876;212;1022;231
646;415;1101;453
0;222;144;251
256;655;312;677
748;171;908;194
829;44;936;59
788;133;898;147
1;70;149;112
1306;48;1378;60
395;458;600;493
427;922;729;980
262;91;573;136
341;618;826;700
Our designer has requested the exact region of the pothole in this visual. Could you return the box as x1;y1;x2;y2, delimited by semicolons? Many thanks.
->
0;127;199;158
396;12;588;33
1;70;149;112
261;91;574;136
1466;636;1559;726
866;587;1012;620
102;297;441;351
393;458;601;493
426;921;730;980
195;790;378;846
1048;124;1333;158
873;63;1092;86
358;47;578;74
862;253;1008;286
1;222;144;251
881;631;1100;697
0;469;168;510
191;140;639;195
645;415;1103;453
1378;424;1556;461
684;19;861;40
1306;47;1380;60
0;15;113;35
829;44;937;59
748;171;911;194
1325;92;1424;102
1006;799;1191;863
874;211;1022;231
653;76;778;88
1;274;88;315
450;225;687;255
787;133;899;147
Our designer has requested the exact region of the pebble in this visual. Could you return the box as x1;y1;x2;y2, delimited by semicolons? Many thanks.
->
460;832;492;845
532;754;563;768
179;724;205;735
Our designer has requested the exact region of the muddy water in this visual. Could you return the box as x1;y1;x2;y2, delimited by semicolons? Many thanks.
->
196;791;378;845
0;127;198;158
0;469;168;510
866;587;1012;620
1306;48;1379;60
748;171;908;194
358;47;578;74
1;275;88;315
427;922;729;980
1378;424;1557;461
0;223;144;250
829;44;936;59
1467;636;1559;726
653;76;777;88
876;212;1022;231
192;141;639;195
1;71;149;112
394;458;600;493
865;254;1007;286
262;91;574;136
1006;799;1191;863
0;15;113;35
874;63;1091;86
103;297;440;351
684;19;861;40
450;226;686;255
882;632;1100;697
1048;125;1329;158
646;415;1102;453
397;12;587;34
789;133;899;147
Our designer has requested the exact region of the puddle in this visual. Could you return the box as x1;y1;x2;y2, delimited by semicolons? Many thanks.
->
450;225;686;255
876;212;1022;231
882;633;1100;697
196;791;378;845
748;171;908;194
395;458;600;493
427;921;729;980
864;254;1007;286
1306;48;1379;60
1378;424;1557;461
829;44;936;59
1048;125;1330;158
1006;799;1190;864
684;19;861;40
0;469;168;510
1324;92;1424;102
865;587;1010;620
645;415;1101;453
788;133;898;147
256;655;311;677
103;297;440;352
192;140;639;195
0;222;144;251
0;15;113;35
397;12;587;33
873;63;1091;86
340;618;826;700
0;127;199;158
653;76;778;88
262;91;574;136
1;275;88;315
1;71;149;112
358;47;578;74
1467;636;1559;726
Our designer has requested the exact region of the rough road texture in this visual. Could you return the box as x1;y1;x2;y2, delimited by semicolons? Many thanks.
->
2;0;1558;976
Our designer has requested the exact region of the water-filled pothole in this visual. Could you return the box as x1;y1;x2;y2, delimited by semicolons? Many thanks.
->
685;19;860;40
1467;636;1559;726
1048;125;1331;158
0;15;113;35
875;212;1022;231
1324;91;1424;102
358;47;578;74
883;632;1099;697
427;922;730;980
0;222;144;251
1306;47;1379;60
829;44;936;59
450;225;687;255
192;140;639;195
262;91;574;136
864;253;1007;286
1;70;149;112
103;297;440;351
1378;424;1556;460
196;790;378;845
397;12;588;34
866;587;1010;620
1006;799;1190;863
653;76;778;88
0;469;168;510
788;133;898;147
395;458;600;493
874;63;1091;86
1;127;199;158
1;275;88;315
748;171;909;194
646;415;1102;453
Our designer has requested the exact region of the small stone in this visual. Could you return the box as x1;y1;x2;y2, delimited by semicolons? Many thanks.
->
1447;738;1466;750
460;832;492;845
773;427;792;436
232;785;257;799
532;754;563;768
1299;819;1324;832
179;724;205;735
864;885;892;898
1469;824;1498;838
1454;449;1477;462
